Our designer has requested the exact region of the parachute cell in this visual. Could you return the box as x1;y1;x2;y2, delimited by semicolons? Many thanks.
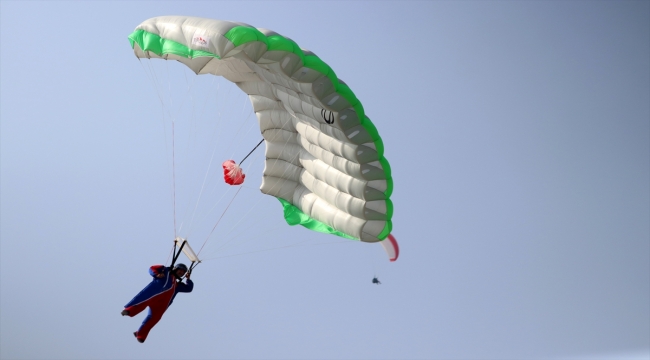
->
129;16;393;243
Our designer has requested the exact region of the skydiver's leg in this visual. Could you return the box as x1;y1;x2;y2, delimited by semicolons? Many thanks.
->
123;299;151;317
134;292;173;342
134;303;167;342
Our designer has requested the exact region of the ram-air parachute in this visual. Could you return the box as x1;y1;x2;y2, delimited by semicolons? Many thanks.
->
129;16;397;259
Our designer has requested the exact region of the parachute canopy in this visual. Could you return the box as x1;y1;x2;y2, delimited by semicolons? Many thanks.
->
129;16;393;243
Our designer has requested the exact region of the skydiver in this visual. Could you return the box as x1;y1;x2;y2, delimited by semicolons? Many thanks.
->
372;277;381;285
121;263;194;343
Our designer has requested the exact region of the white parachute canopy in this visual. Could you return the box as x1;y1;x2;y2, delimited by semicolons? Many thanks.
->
129;16;397;261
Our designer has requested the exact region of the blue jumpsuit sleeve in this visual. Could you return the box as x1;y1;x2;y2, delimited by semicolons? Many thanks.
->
177;279;194;293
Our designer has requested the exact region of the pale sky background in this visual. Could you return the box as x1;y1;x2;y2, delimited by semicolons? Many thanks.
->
1;1;649;360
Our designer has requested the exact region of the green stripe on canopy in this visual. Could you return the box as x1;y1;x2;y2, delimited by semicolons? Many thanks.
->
128;29;220;59
278;198;357;240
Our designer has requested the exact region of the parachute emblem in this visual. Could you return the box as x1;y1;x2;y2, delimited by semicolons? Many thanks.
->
321;109;335;124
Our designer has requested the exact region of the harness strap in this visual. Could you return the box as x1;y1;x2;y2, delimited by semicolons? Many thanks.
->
170;240;187;269
188;261;199;275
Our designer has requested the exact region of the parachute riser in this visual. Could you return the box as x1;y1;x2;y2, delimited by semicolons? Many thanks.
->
170;240;185;269
170;238;201;277
187;261;200;277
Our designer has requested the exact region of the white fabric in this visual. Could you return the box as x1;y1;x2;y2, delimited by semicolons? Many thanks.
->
133;16;391;242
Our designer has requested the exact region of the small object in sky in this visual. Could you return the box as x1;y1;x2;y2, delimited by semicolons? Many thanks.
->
372;277;381;285
223;160;245;185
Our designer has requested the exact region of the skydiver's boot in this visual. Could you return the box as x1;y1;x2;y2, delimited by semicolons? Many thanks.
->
134;332;144;343
121;310;130;316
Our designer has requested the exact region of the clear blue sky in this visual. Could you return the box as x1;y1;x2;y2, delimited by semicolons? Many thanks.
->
1;1;648;359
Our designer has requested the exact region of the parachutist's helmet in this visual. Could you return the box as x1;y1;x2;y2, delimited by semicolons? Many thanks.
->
174;263;188;272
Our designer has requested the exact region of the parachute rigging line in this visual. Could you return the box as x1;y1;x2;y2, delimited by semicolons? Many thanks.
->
172;121;178;238
201;239;354;262
239;139;264;166
166;241;200;280
213;125;299;253
164;243;174;266
170;238;186;269
180;129;223;238
178;78;237;237
197;185;243;256
138;60;177;234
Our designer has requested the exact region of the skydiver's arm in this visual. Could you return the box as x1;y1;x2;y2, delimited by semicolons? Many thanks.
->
177;279;194;293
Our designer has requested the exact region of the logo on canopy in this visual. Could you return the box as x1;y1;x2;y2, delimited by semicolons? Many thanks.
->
321;109;334;124
192;33;210;48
